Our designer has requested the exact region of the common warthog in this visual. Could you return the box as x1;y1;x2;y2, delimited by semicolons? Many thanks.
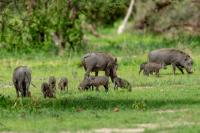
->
58;77;68;91
78;78;91;91
148;48;193;74
139;62;148;75
139;62;154;75
88;76;109;92
48;76;56;93
142;62;163;77
41;82;55;98
113;77;132;91
12;66;31;97
81;52;118;82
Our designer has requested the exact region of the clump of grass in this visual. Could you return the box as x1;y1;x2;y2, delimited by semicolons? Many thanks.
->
0;95;13;109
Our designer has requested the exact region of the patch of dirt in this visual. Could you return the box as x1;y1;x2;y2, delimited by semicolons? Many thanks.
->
0;82;13;89
156;109;188;114
136;123;159;129
61;121;200;133
136;121;200;131
0;132;19;133
94;128;144;133
136;86;154;89
163;121;200;129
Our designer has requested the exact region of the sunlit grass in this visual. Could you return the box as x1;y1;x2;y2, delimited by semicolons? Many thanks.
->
0;52;200;132
0;25;200;132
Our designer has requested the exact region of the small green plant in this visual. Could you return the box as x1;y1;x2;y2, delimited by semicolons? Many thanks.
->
132;100;147;111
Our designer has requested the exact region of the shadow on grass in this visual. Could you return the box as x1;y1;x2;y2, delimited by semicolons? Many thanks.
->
0;95;200;111
160;73;185;76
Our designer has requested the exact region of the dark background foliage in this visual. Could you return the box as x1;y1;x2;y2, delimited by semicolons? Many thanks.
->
0;0;199;54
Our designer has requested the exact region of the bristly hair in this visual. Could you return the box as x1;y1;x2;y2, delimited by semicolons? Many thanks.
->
169;48;190;57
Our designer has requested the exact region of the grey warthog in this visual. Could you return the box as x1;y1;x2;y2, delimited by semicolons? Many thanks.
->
81;52;118;82
87;76;109;92
41;82;55;98
148;48;193;74
140;62;163;77
58;77;68;91
113;77;132;91
12;66;32;97
78;78;91;91
48;76;56;93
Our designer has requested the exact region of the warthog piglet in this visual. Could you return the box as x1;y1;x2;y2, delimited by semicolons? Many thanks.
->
113;77;132;91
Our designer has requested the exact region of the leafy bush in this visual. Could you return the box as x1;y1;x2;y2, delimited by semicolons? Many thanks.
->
0;0;129;53
81;0;129;26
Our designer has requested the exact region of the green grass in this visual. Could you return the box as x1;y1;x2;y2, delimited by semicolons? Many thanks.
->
0;26;200;132
1;54;200;133
85;22;200;56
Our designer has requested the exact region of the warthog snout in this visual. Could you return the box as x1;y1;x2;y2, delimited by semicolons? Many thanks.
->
185;64;193;74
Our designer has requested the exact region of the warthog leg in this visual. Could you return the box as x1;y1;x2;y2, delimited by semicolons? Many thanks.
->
104;85;108;92
155;70;159;77
177;65;184;74
14;83;20;97
114;83;118;90
172;63;176;75
66;85;68;92
16;89;20;98
95;86;99;91
95;71;98;76
139;68;143;75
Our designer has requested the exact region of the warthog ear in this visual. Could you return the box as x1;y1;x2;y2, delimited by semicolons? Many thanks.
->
185;55;191;60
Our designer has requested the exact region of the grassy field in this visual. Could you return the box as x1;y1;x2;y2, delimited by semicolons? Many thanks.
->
0;27;200;132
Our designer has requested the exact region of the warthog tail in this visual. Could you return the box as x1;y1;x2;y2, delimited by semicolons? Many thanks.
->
31;82;37;88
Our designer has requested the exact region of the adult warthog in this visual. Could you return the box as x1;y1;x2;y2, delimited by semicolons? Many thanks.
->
12;66;32;97
148;48;193;74
81;52;118;82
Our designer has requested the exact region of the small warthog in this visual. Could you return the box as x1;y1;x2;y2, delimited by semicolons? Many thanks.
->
78;76;109;92
81;52;118;82
12;66;31;97
113;77;132;91
41;82;55;98
142;62;163;76
78;77;92;91
58;77;68;91
88;76;109;92
48;76;56;93
139;62;148;75
148;48;193;74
